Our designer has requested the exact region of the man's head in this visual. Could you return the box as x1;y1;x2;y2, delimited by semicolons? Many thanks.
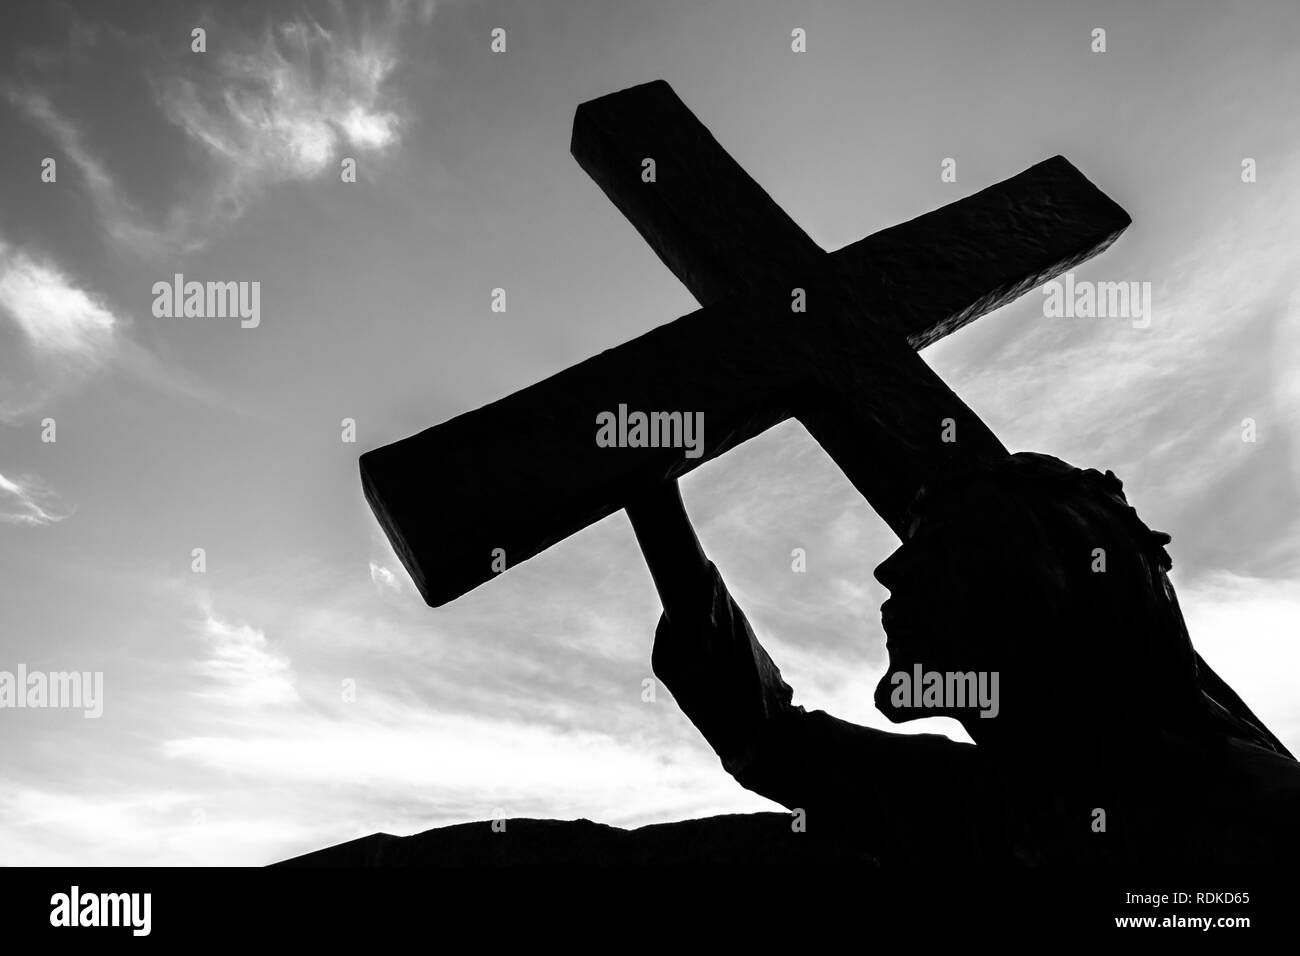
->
872;452;1202;746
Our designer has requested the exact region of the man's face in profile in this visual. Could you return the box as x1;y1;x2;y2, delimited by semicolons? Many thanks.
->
873;514;957;720
868;459;1201;746
870;503;1017;728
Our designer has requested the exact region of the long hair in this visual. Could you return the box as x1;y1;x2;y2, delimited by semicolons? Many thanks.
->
907;452;1292;758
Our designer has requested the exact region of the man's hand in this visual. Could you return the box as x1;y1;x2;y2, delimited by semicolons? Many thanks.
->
626;478;780;771
624;480;713;625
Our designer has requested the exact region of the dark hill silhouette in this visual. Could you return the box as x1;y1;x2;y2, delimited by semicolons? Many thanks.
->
274;813;876;866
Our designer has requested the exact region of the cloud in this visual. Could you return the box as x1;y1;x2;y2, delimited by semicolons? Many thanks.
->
0;233;250;422
924;153;1300;582
152;8;418;234
5;89;165;254
164;711;695;802
0;241;116;357
368;560;402;591
0;785;196;866
7;3;429;254
0;471;72;526
194;603;299;707
160;695;759;841
0;238;118;420
0;238;123;421
0;781;327;866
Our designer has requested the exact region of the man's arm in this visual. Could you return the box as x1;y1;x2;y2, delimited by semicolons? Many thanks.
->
625;482;994;862
624;480;713;628
626;480;795;774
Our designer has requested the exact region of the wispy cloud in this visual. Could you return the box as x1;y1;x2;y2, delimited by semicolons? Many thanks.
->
368;560;402;592
0;471;72;526
6;2;429;254
927;154;1300;582
159;22;401;173
0;233;250;422
194;602;298;707
151;6;421;239
0;240;116;358
5;88;165;253
0;237;120;421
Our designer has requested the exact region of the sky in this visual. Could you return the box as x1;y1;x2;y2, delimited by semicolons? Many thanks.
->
1;0;1297;865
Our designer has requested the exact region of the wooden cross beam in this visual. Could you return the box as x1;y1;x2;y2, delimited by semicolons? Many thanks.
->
361;80;1131;607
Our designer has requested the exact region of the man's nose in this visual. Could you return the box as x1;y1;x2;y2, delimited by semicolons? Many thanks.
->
874;552;903;590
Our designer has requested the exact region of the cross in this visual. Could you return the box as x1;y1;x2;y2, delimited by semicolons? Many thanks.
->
361;80;1131;607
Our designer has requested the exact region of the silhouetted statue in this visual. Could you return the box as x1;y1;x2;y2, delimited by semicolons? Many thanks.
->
353;81;1297;866
627;453;1300;865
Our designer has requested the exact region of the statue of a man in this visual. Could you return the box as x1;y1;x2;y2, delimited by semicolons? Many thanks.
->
626;452;1299;864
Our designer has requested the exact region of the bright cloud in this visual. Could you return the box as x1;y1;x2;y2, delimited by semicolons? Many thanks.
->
0;471;72;526
0;238;122;421
194;604;299;707
0;233;241;422
369;560;402;591
7;4;427;254
160;699;759;839
164;712;695;801
0;782;324;866
0;243;116;357
154;12;412;223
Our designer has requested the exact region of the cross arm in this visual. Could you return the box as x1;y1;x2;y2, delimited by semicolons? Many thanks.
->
571;81;1131;345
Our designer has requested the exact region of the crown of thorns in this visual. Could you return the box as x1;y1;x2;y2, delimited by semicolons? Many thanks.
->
910;452;1174;571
